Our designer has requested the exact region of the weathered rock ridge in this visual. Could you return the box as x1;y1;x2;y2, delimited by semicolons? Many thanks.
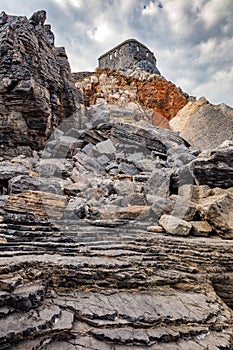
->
75;68;189;128
0;10;80;158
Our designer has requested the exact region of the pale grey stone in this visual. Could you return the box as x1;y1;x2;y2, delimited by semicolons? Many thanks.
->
159;214;192;236
95;139;116;155
146;168;173;197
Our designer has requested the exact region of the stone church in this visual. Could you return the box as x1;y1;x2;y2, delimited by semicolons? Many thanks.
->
98;38;160;73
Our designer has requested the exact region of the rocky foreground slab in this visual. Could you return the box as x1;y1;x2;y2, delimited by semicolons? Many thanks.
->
0;111;232;349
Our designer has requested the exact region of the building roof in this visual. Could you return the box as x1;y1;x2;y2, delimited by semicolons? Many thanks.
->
98;38;153;60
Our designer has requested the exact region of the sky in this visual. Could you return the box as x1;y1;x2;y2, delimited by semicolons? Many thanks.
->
0;0;233;107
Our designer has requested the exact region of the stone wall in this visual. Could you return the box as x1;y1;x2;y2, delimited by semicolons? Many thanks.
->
98;39;157;70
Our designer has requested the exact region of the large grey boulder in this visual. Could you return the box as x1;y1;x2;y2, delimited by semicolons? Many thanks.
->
150;195;174;220
118;162;139;175
146;168;173;197
9;175;61;194
113;180;136;196
166;145;196;169
197;193;233;238
38;159;72;178
169;194;197;221
95;139;116;155
190;142;233;189
170;97;233;150
0;162;29;180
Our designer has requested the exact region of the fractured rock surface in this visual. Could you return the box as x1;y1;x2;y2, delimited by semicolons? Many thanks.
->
0;9;233;350
170;97;233;150
0;110;232;349
75;69;189;128
1;230;233;349
0;10;80;158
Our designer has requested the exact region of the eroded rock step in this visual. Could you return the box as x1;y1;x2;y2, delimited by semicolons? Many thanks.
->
1;288;233;349
1;230;233;348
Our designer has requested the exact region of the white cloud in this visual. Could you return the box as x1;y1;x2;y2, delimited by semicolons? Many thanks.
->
88;23;112;42
142;1;160;15
201;0;232;28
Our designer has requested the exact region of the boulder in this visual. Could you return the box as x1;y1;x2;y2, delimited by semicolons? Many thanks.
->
178;184;211;203
197;193;233;238
190;221;212;237
159;214;192;236
118;205;151;220
118;161;139;175
121;193;146;207
169;194;197;221
63;182;87;196
150;195;174;220
4;190;68;219
190;143;233;189
9;175;61;194
166;145;196;169
95;139;116;155
99;205;151;221
38;159;72;178
170;97;233;150
48;136;84;158
113;180;136;196
0;162;29;180
146;168;173;197
74;152;105;174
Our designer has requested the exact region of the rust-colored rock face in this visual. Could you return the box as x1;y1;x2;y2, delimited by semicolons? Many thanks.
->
75;70;189;128
137;77;189;123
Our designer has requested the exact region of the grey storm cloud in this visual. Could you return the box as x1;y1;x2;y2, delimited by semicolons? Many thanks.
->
0;0;232;106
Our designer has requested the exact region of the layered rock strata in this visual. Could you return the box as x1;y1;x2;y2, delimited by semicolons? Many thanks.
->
0;10;233;350
0;10;80;158
0;104;233;348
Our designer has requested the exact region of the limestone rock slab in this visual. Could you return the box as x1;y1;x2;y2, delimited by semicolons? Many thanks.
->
159;214;192;236
170;97;233;150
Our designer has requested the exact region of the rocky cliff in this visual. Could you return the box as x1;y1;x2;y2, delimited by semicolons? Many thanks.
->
0;10;80;158
0;10;233;350
75;67;189;128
